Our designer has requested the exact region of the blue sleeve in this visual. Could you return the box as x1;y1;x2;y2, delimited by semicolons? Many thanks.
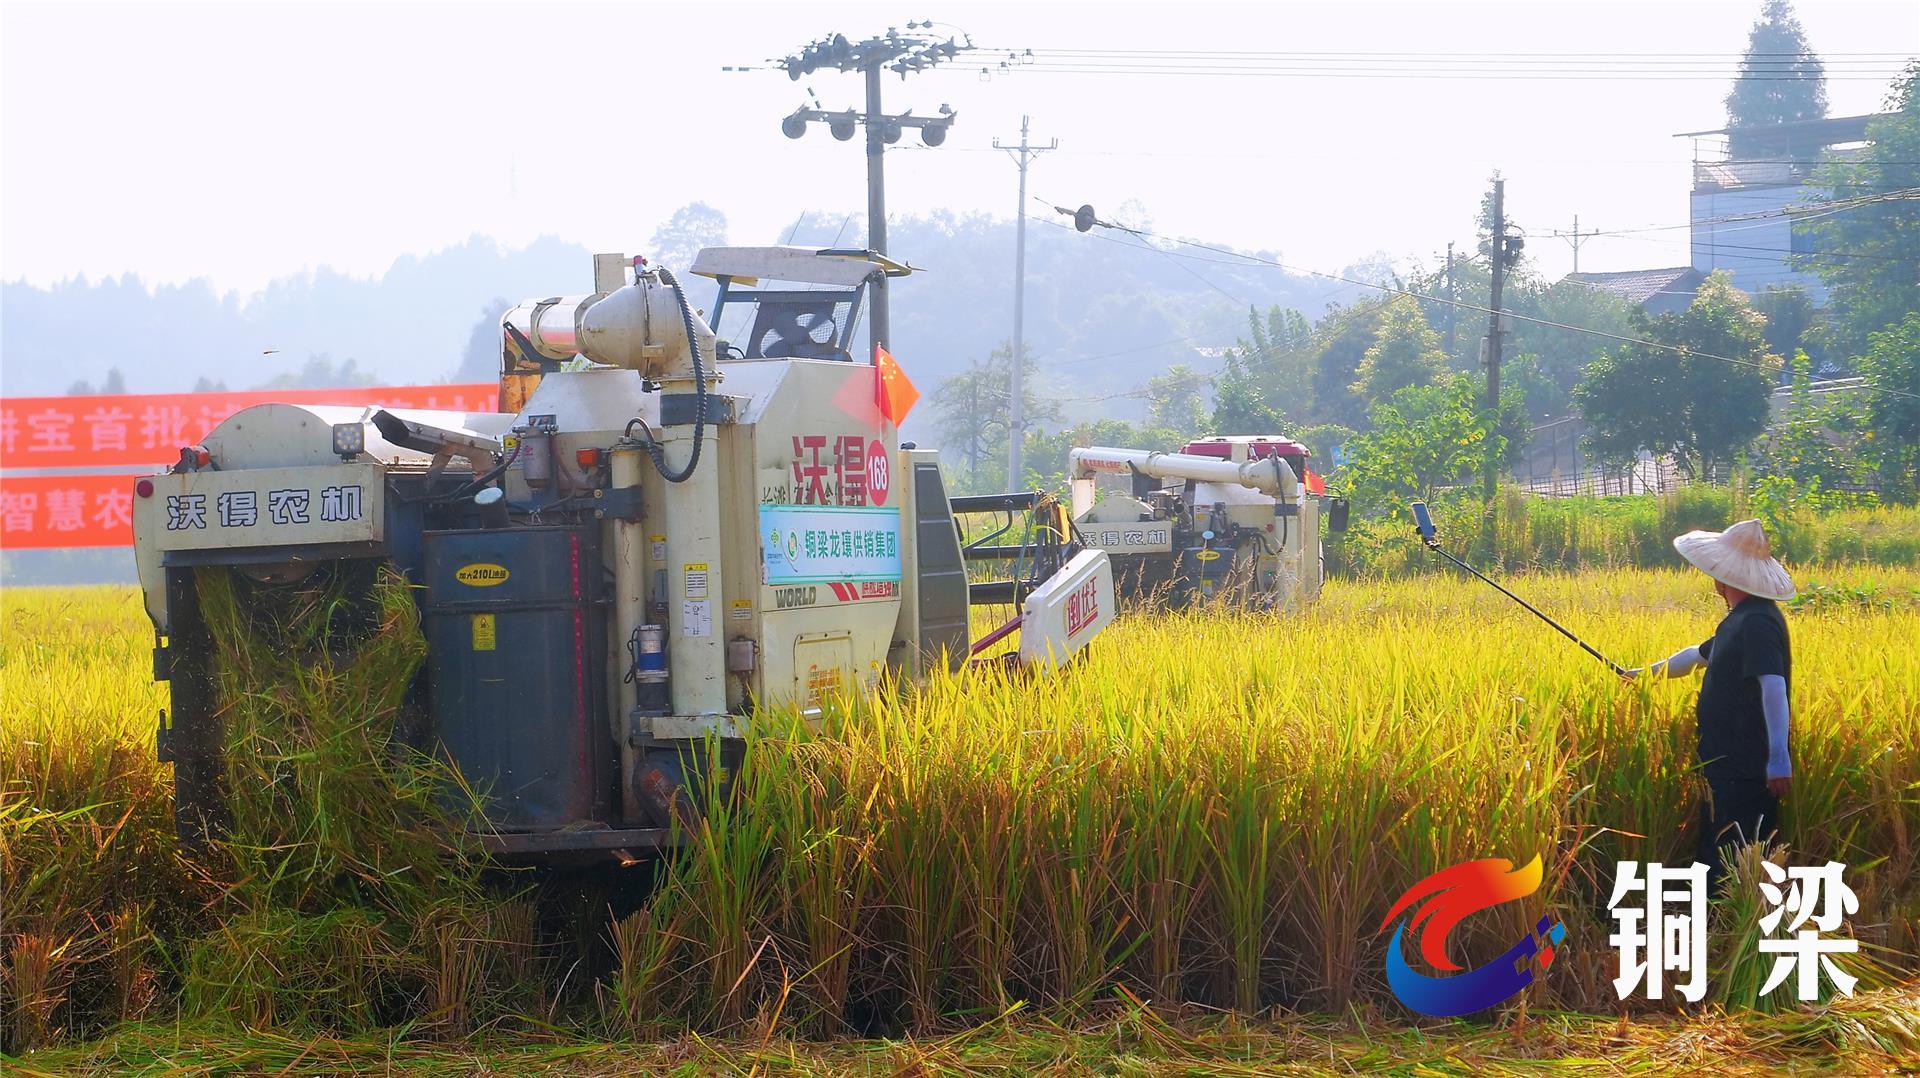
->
1760;674;1790;779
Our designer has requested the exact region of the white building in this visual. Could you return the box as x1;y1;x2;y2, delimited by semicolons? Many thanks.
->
1678;114;1887;302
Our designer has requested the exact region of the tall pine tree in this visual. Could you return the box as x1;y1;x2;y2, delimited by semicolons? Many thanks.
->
1725;0;1828;155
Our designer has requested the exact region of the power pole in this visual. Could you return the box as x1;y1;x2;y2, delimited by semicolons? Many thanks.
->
1443;241;1456;358
1554;214;1598;275
994;115;1057;490
1483;178;1507;505
863;62;890;361
764;25;972;363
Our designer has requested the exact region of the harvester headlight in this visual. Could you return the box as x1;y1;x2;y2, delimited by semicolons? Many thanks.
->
332;422;365;457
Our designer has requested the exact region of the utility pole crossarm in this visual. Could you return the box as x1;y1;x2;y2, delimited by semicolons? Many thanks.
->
763;24;975;367
1553;214;1599;275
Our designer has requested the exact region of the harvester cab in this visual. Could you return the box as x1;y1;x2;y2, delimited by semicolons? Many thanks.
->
133;247;1114;859
1068;436;1348;609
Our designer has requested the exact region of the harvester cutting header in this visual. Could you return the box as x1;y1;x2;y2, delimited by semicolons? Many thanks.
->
133;248;1115;859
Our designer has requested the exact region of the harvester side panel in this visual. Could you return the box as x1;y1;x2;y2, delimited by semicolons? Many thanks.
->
902;453;970;673
743;359;901;713
420;526;611;830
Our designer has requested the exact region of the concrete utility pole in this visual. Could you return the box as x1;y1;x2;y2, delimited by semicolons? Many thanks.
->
864;63;890;361
994;116;1057;490
1444;241;1456;357
1554;214;1598;275
764;25;972;363
1483;178;1507;504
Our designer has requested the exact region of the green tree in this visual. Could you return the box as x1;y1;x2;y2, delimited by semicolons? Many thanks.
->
1857;312;1920;495
254;354;376;391
449;297;510;382
1144;364;1210;436
1211;305;1311;433
1761;351;1872;497
1752;286;1828;374
1351;293;1445;402
454;298;512;382
1020;417;1162;493
1475;173;1526;268
1409;255;1491;374
1339;377;1502;515
1306;299;1388;429
1725;0;1828;151
1573;273;1781;480
1804;63;1920;359
648;202;729;273
1508;279;1635;418
66;368;127;395
1297;422;1358;476
930;341;1059;493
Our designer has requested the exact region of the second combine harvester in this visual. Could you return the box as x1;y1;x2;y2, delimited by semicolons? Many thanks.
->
1067;437;1347;609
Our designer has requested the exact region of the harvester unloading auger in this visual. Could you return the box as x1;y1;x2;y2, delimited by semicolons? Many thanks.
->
133;247;1115;860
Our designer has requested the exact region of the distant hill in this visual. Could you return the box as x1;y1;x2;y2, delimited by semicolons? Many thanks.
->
1;211;1348;588
1;209;1344;433
0;235;595;396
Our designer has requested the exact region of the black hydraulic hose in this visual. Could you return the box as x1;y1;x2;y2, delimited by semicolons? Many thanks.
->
418;441;521;506
648;266;706;484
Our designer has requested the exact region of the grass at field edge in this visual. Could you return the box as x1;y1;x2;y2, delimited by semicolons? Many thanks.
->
10;983;1919;1076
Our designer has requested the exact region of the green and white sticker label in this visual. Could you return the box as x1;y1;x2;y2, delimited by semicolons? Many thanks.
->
760;504;902;585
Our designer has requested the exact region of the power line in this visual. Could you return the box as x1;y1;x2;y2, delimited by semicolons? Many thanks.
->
1603;232;1920;265
1041;322;1249;369
952;61;1896;82
980;48;1912;57
918;44;1917;83
1028;198;1920;403
1577;188;1920;239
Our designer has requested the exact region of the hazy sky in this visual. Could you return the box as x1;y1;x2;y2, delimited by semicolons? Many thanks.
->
2;0;1914;295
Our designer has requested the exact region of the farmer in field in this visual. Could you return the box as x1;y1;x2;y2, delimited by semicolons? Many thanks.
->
1627;519;1795;889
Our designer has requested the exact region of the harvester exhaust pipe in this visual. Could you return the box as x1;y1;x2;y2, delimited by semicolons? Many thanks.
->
1409;502;1628;677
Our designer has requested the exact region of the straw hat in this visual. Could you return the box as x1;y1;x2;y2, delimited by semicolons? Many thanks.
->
1672;519;1795;601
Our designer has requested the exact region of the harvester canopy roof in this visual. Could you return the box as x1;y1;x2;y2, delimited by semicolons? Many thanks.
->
688;246;913;288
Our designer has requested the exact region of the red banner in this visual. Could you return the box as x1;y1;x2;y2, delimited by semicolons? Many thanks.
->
0;384;499;469
2;383;501;549
0;473;139;549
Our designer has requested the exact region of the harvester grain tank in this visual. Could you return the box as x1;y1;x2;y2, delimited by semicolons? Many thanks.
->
133;247;1115;859
1069;435;1348;608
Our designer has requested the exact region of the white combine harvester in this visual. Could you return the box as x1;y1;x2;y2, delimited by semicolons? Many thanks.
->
132;248;1115;858
1069;436;1347;609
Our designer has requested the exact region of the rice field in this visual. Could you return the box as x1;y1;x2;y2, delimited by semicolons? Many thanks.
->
4;566;1918;1072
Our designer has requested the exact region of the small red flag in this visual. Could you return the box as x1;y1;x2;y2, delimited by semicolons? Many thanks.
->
874;346;920;427
1304;467;1326;496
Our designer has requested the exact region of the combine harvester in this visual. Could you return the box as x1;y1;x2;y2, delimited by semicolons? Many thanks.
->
1068;436;1348;608
132;248;1114;859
